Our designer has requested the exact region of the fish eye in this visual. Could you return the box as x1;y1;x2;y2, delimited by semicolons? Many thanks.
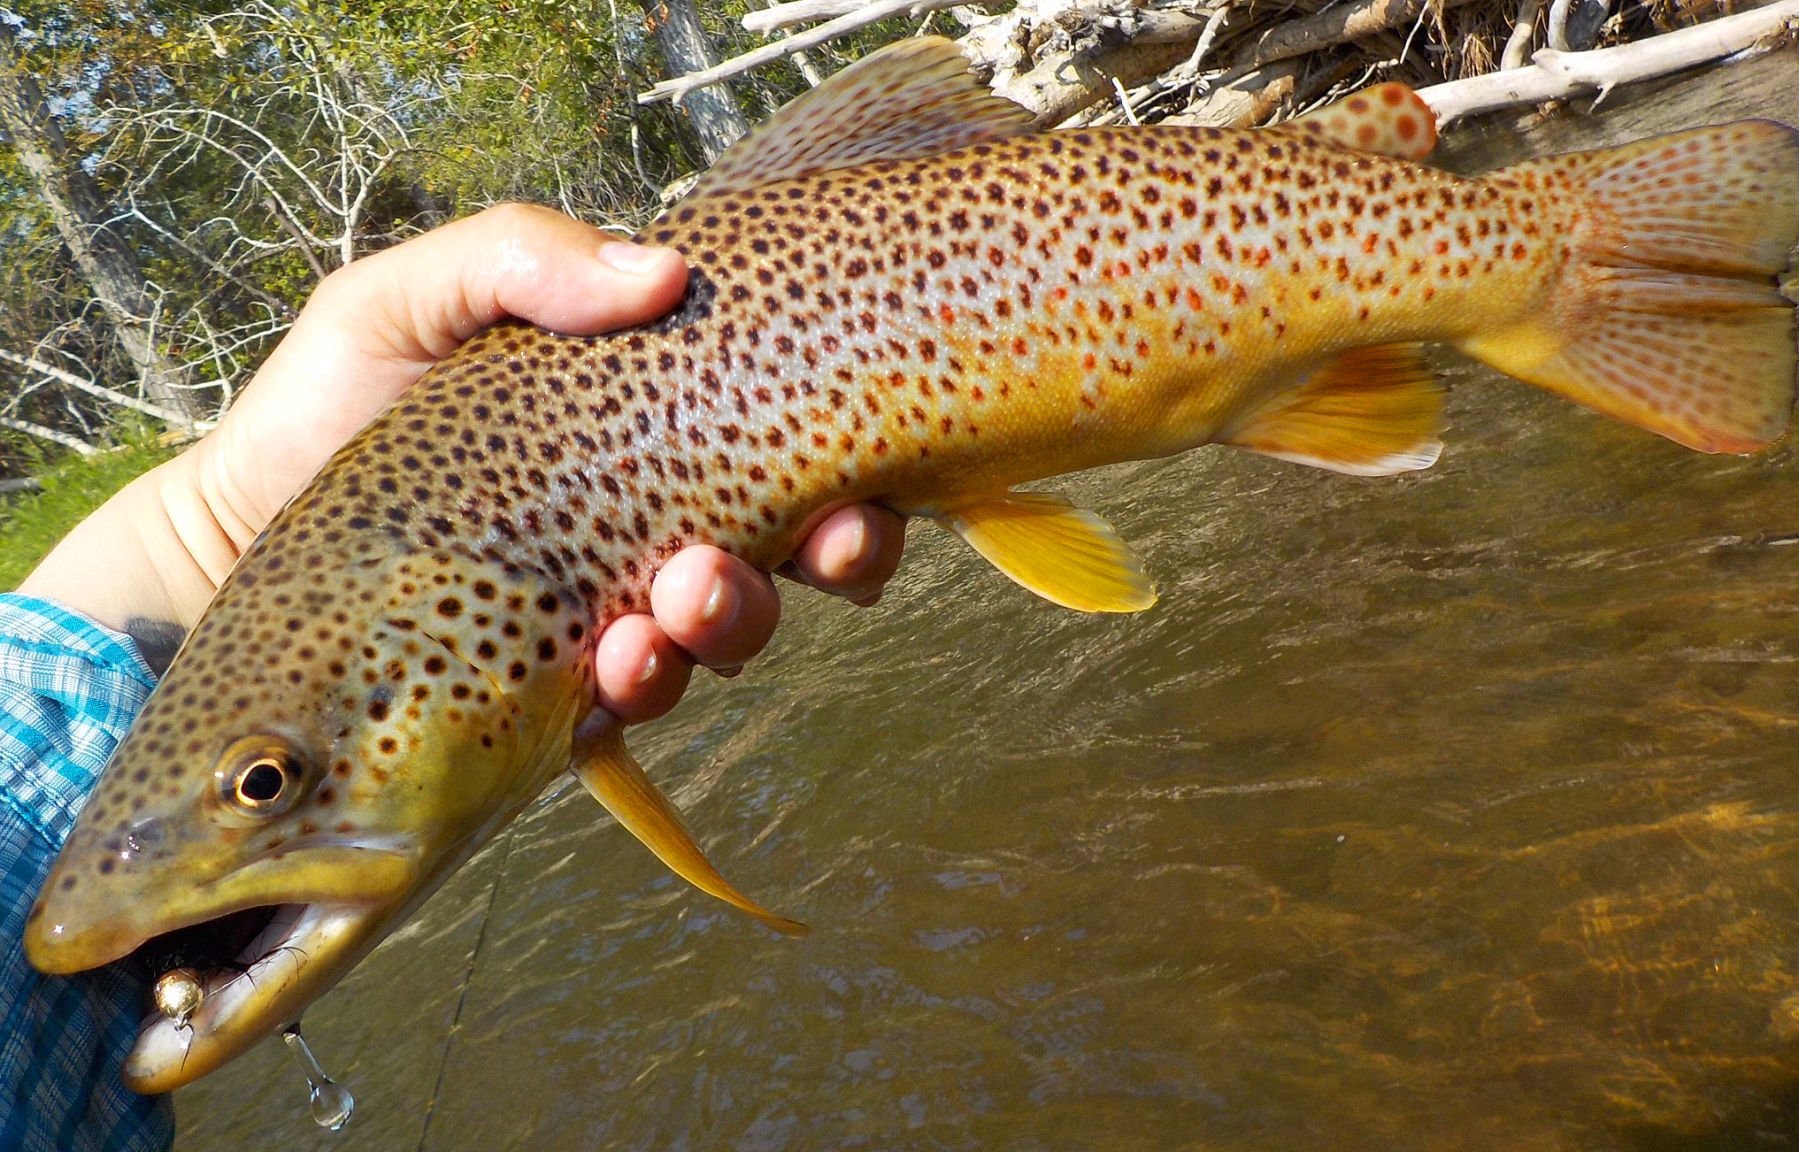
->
215;737;311;817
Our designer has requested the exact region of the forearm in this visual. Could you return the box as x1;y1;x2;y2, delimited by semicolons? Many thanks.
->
16;447;240;661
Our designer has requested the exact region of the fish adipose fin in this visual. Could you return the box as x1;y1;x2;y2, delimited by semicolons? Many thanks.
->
937;491;1157;613
571;717;808;938
1221;343;1445;475
1271;83;1438;162
687;37;1034;201
1461;120;1799;453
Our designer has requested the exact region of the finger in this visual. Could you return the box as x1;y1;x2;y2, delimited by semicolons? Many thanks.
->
221;206;688;525
649;546;782;671
593;612;694;724
787;504;907;606
313;203;689;370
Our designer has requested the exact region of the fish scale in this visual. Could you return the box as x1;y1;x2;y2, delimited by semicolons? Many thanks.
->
25;36;1799;1095
282;125;1538;594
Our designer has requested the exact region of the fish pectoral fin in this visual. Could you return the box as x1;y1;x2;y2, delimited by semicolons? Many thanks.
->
570;718;808;938
1269;83;1438;161
684;37;1034;202
936;491;1157;614
1221;343;1445;476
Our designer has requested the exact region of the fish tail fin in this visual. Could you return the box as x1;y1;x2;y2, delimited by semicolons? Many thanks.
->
1460;120;1799;453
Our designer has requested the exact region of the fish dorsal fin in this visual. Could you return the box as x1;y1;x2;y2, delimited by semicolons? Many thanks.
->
571;716;807;937
688;36;1035;200
1271;83;1438;161
1221;343;1445;475
936;491;1157;613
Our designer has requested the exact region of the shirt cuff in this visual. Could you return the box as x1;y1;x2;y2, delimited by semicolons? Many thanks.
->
0;594;160;852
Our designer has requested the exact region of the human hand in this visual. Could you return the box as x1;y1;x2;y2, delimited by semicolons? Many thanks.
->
20;205;905;715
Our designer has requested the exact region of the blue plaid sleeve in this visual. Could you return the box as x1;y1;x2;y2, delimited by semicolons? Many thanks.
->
0;594;174;1152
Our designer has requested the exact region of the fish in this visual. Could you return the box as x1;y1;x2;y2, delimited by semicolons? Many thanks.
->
24;36;1799;1094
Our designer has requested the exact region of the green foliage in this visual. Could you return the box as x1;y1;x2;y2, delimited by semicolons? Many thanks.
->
0;436;177;590
2;0;918;478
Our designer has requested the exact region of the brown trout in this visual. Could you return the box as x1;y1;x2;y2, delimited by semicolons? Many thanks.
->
25;38;1799;1092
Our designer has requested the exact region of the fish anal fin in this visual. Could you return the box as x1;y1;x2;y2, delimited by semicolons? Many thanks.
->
936;491;1157;614
1223;344;1445;475
571;717;807;938
685;37;1034;201
1271;83;1438;161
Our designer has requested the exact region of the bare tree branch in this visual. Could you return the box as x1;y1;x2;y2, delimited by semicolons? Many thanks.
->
650;0;752;162
761;0;827;86
1235;0;1485;69
0;348;199;428
0;23;201;420
0;415;98;456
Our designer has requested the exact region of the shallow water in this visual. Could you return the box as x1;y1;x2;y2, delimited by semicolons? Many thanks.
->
177;49;1799;1151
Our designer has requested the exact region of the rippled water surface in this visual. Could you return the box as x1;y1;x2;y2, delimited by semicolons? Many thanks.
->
178;51;1799;1151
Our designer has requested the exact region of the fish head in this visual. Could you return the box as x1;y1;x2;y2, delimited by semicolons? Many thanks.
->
25;544;593;1092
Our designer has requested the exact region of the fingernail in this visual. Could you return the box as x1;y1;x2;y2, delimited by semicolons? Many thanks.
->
835;514;870;571
598;241;666;274
636;649;659;685
700;576;737;626
849;589;882;608
713;664;744;679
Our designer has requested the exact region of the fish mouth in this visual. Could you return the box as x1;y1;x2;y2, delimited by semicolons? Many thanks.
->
122;900;392;1094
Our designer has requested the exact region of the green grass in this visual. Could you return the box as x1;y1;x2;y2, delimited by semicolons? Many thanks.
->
0;441;179;590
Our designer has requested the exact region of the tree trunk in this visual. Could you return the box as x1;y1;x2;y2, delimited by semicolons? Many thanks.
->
650;0;750;164
0;23;200;423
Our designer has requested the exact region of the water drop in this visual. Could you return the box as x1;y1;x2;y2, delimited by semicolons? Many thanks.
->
282;1025;355;1131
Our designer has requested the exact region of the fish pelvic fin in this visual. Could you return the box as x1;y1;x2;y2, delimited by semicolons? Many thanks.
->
1462;120;1799;453
571;715;808;938
1221;343;1445;476
936;491;1157;613
1271;83;1438;162
685;37;1034;202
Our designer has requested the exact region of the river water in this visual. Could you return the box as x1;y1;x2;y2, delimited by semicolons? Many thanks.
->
177;47;1799;1152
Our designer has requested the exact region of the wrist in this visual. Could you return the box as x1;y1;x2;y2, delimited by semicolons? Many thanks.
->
16;445;241;637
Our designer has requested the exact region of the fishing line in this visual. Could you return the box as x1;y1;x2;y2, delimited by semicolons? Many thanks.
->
414;824;518;1152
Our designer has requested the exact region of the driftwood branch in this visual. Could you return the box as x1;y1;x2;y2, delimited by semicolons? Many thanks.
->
1502;0;1545;69
1419;0;1799;124
650;0;1798;147
642;0;964;104
1000;35;1198;122
743;0;961;34
1236;0;1483;68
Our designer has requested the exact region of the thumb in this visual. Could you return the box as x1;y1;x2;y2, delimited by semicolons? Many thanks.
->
211;204;686;537
338;202;689;367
